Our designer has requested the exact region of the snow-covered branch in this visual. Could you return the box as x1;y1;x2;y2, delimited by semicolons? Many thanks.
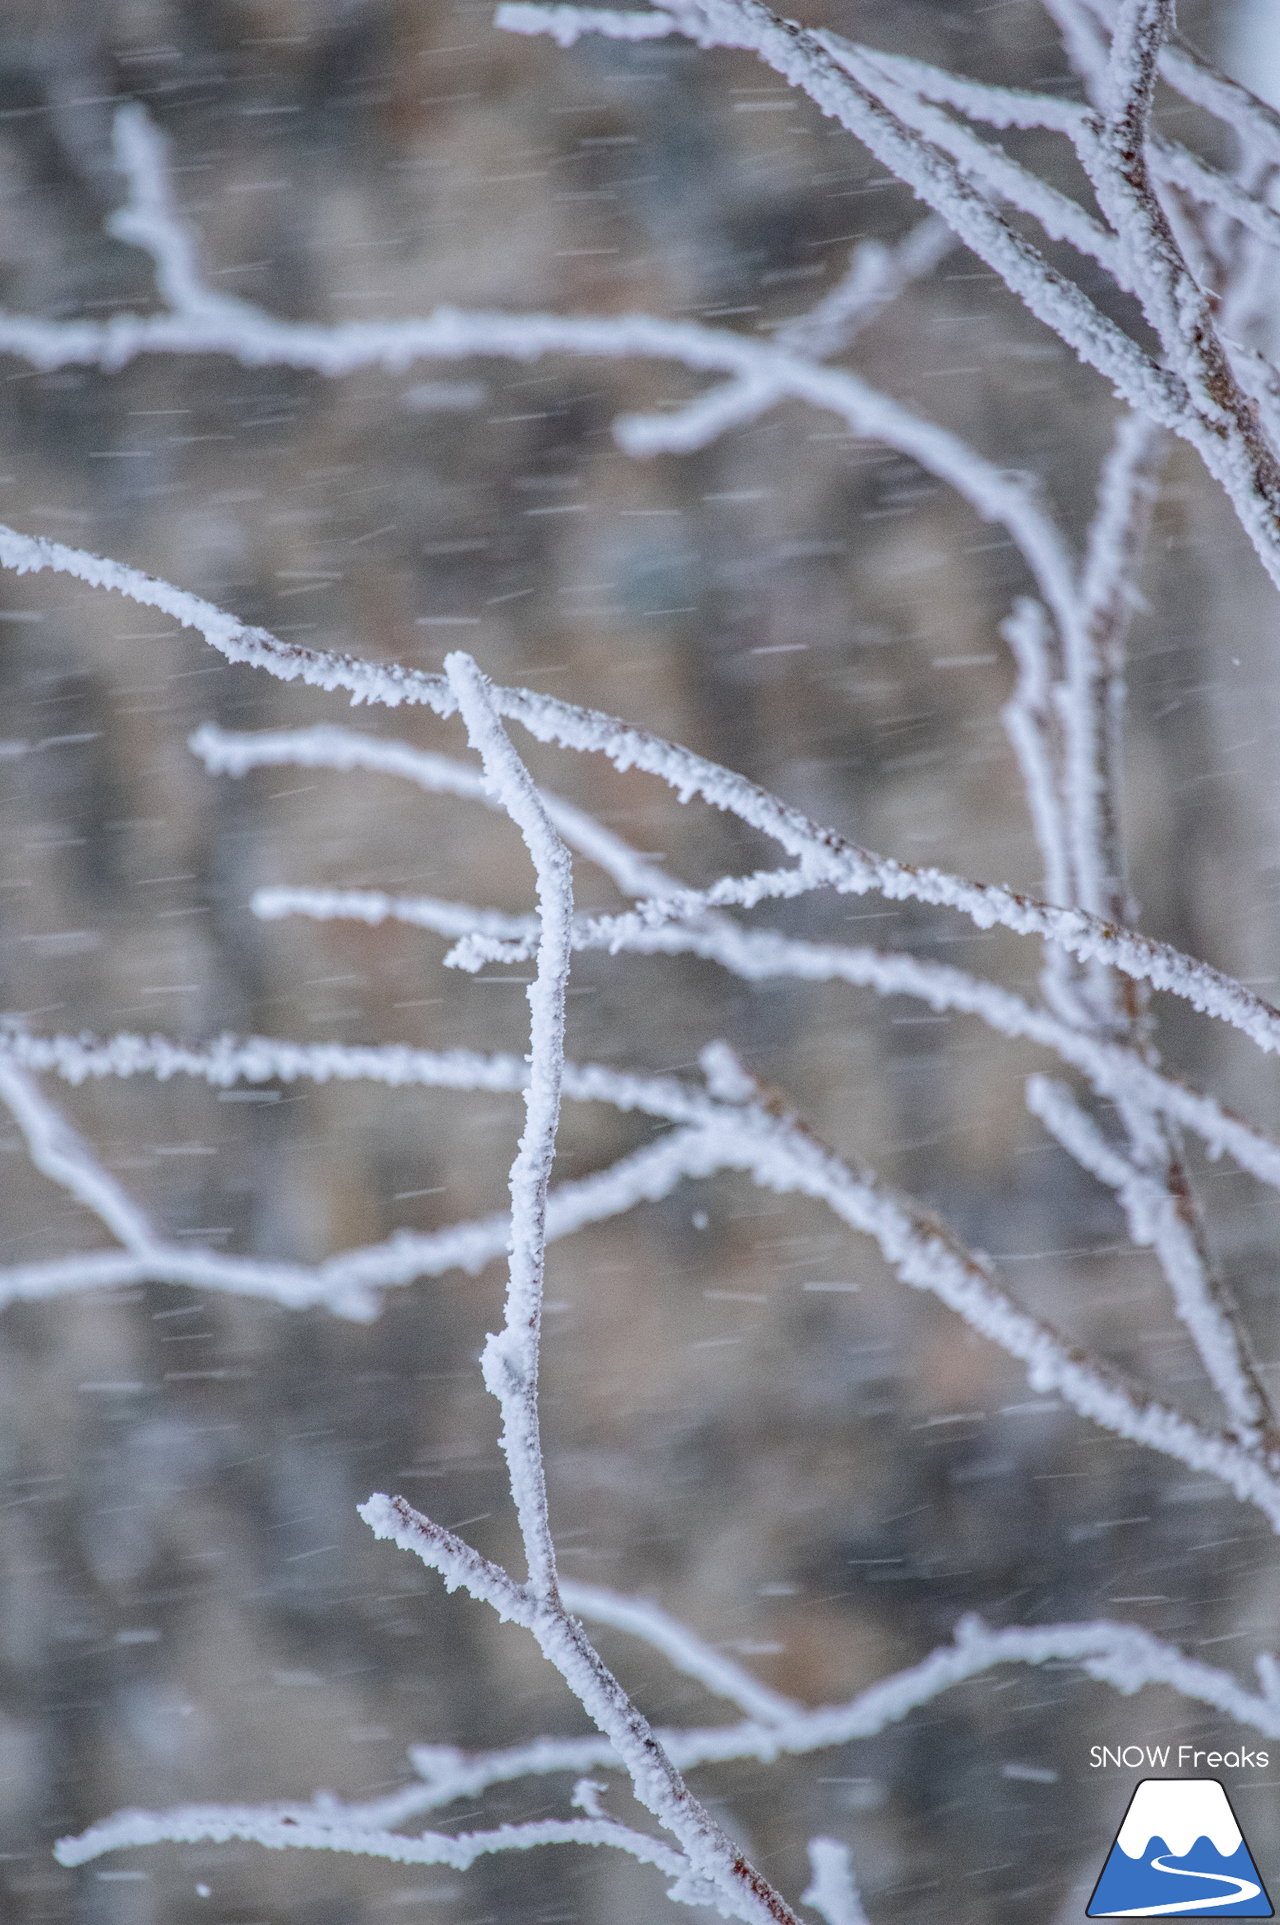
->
557;1581;801;1726
440;652;574;1600
0;299;1085;632
497;1;1280;589
359;1501;803;1925
617;215;954;457
823;39;1126;286
108;104;260;324
352;661;806;1925
15;1008;1280;1212
1027;1076;1276;1453
56;1802;696;1884
8;511;1280;1057
241;875;1280;1196
53;1010;1250;1532
803;1839;870;1925
189;723;676;901
58;1608;1280;1866
1067;412;1166;934
456;833;1280;1063
0;1060;160;1257
0;1054;724;1319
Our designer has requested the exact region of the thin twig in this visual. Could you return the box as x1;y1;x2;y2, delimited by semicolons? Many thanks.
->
441;652;575;1600
364;656;805;1925
804;1839;871;1925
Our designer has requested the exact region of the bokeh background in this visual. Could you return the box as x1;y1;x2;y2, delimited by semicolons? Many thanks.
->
2;1;1280;1919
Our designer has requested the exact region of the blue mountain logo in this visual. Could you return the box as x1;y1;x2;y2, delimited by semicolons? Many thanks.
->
1088;1779;1272;1917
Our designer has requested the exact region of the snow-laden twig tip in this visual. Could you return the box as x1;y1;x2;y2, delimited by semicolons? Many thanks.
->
803;1838;870;1925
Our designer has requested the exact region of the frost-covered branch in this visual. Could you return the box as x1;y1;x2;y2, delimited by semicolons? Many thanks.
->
1000;397;1273;1456
256;883;531;947
999;596;1082;1026
826;38;1096;141
14;1011;1280;1235
8;517;1280;1056
778;217;954;361
497;3;1174;411
440;652;575;1600
358;1507;808;1748
189;723;676;903
353;659;805;1925
0;98;1092;662
0;273;1090;637
821;38;1280;259
498;1;1280;588
0;298;1085;636
0;1060;160;1256
0;1059;401;1318
56;1803;695;1883
824;40;1126;285
450;836;1280;1064
1069;412;1166;934
85;1014;1260;1530
403;1607;1280;1786
108;104;260;323
693;1045;1280;1527
618;215;954;456
0;1063;722;1319
58;1609;1280;1865
803;1839;870;1925
558;1581;800;1725
359;1497;802;1925
243;878;1280;1194
1157;34;1280;171
1027;1077;1276;1453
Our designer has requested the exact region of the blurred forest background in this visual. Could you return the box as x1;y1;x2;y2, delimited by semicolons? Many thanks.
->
2;0;1280;1920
